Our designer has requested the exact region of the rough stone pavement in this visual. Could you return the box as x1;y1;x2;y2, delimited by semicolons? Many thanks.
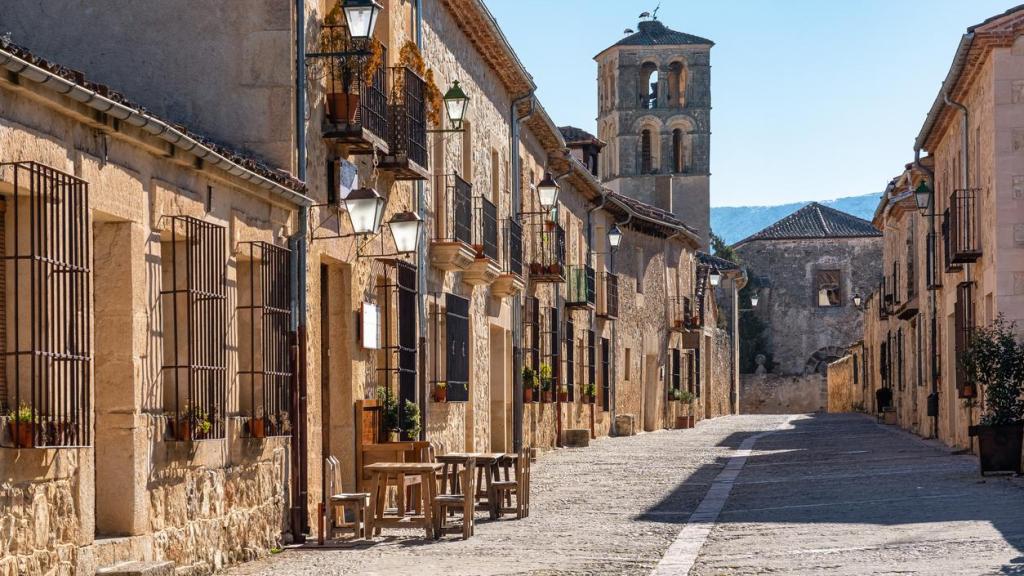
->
221;414;1024;575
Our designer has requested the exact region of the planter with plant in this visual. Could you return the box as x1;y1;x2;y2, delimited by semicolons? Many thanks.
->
558;384;569;403
433;381;447;403
582;382;596;404
676;390;696;429
377;387;401;442
401;400;421;441
247;407;267;439
539;363;554;403
7;404;35;448
522;367;536;403
319;5;385;125
963;316;1024;475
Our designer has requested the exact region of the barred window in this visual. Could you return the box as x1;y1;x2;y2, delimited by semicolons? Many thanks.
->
160;216;227;441
1;162;92;448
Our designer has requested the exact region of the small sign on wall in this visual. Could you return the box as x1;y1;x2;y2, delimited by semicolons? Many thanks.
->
361;302;380;349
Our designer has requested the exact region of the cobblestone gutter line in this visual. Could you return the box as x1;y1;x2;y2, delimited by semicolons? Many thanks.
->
651;416;797;576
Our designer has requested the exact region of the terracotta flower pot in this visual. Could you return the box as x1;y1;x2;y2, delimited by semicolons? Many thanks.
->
434;387;447;402
326;92;360;124
558;391;569;403
582;394;593;404
523;387;534;403
530;262;543;275
548;264;562;276
8;420;34;448
171;419;192;442
541;391;553;403
248;417;266;439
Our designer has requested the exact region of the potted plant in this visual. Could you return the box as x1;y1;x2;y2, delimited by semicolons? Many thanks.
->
401;400;421;441
522;367;536;403
320;5;384;124
558;384;569;403
539;363;554;403
377;387;401;442
669;388;683;402
530;262;543;276
192;407;213;440
248;407;266;439
582;382;596;404
548;263;563;276
963;316;1024;475
677;390;696;428
433;381;447;402
7;404;35;448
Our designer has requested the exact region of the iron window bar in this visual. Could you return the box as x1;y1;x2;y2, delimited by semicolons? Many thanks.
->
522;296;541;403
566;265;596;308
307;31;389;149
941;209;963;273
373;262;418;433
671;348;682;392
564;319;575;401
237;241;293;438
381;66;429;176
598;272;619;319
949;188;982;264
586;329;596;404
160;215;227;442
1;161;92;448
473;195;499;261
954;281;977;399
438;173;473;246
926;232;942;290
539;307;560;397
600;337;611;410
503;218;523;277
431;292;469;402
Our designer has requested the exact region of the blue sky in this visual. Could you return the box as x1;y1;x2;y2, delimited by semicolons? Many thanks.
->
486;0;1017;207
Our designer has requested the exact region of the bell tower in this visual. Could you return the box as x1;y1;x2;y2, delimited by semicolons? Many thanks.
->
595;16;712;246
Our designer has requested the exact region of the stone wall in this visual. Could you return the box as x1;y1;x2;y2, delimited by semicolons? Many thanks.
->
740;374;826;414
826;354;866;413
706;327;733;418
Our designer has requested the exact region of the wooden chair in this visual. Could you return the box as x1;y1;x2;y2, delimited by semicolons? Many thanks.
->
433;456;475;539
493;447;530;519
325;456;371;540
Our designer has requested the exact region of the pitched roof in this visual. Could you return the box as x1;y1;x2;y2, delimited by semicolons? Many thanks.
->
697;251;739;271
612;20;714;49
558;126;604;147
0;38;309;202
607;191;696;234
734;202;881;246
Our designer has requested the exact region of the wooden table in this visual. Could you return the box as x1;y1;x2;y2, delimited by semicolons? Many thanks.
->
436;452;505;519
364;462;443;539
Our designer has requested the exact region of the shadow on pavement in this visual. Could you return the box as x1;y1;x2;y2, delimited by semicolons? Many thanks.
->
636;413;1024;574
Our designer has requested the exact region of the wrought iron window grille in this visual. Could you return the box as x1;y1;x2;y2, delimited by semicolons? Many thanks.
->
564;319;575;401
159;215;227;442
600;337;611;410
374;261;418;425
598;272;619;319
430;292;469;402
503;218;523;277
473;195;498;261
381;66;429;174
566;265;596;308
527;221;566;281
237;241;293;438
1;162;92;448
948;188;982;264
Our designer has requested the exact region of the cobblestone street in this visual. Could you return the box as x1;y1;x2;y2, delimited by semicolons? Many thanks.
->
223;413;1024;575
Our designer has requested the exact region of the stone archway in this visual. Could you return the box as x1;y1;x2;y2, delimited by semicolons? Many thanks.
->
804;346;846;375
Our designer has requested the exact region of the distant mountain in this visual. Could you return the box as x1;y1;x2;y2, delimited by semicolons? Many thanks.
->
711;193;881;245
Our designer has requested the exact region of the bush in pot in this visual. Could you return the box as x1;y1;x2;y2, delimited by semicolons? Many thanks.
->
582;382;596;404
376;387;401;442
962;315;1024;475
539;363;553;403
401;400;421;441
7;404;35;448
522;367;536;403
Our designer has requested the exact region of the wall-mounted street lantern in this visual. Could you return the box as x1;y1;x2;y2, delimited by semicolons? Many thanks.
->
914;181;932;215
345;187;386;235
537;173;560;211
751;292;759;307
343;0;383;40
852;293;863;308
608;224;623;250
389;211;423;255
443;81;469;130
709;267;722;287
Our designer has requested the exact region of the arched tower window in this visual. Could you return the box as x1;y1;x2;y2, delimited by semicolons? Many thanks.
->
668;61;687;108
640;129;653;174
639;62;658;109
672;129;685;173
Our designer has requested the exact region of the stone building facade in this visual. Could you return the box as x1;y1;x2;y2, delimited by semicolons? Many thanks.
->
0;3;736;574
595;18;712;247
853;7;1024;452
734;203;882;413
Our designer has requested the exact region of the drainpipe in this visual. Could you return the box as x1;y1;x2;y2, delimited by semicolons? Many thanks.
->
511;92;535;452
914;146;938;440
415;0;428;441
289;0;309;543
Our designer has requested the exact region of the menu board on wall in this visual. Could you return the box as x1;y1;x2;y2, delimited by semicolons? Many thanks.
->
362;302;380;350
